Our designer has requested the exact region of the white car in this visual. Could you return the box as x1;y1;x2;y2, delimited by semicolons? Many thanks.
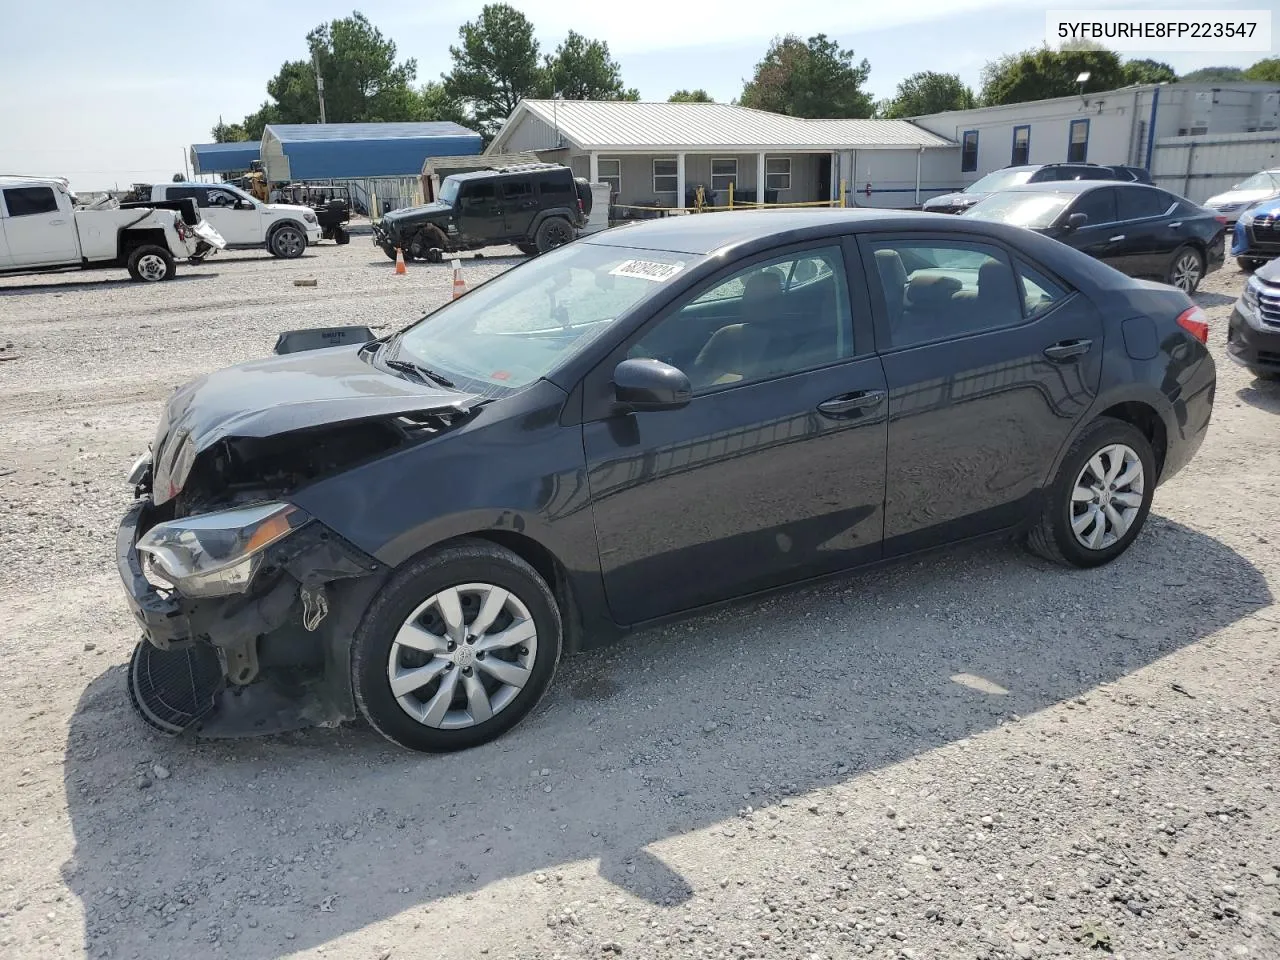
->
0;175;225;282
150;182;321;259
1204;169;1280;225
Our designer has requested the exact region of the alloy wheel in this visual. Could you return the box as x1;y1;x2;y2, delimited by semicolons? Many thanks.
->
274;227;304;257
1171;252;1202;293
386;583;537;729
1070;443;1145;550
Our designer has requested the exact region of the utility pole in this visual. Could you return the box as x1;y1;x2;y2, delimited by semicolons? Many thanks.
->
313;51;327;124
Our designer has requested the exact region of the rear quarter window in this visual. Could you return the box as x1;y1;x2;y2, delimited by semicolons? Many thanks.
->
538;176;573;201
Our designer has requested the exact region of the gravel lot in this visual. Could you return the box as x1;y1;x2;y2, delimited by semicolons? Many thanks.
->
0;239;1277;960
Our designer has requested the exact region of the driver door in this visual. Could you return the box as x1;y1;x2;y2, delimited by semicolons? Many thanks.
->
197;187;259;246
457;181;505;244
580;240;889;625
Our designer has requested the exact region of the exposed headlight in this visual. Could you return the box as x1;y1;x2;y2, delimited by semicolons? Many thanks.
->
303;212;318;224
1241;275;1263;320
127;451;153;486
1215;201;1243;213
136;501;309;598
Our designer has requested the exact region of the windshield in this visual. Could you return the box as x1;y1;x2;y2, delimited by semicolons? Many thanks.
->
438;177;460;204
393;242;700;394
962;191;1071;229
1233;171;1280;191
965;169;1037;194
219;184;256;204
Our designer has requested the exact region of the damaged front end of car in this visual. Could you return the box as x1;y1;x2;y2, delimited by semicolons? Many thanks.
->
117;344;477;739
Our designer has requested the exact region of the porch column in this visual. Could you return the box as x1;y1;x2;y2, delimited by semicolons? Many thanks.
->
915;147;923;206
757;151;766;205
676;152;686;210
589;152;599;183
830;151;837;204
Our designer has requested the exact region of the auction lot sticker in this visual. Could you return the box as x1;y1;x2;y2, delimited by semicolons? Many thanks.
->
610;259;685;282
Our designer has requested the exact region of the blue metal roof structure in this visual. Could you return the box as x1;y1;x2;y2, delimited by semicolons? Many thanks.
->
262;122;482;180
189;141;261;174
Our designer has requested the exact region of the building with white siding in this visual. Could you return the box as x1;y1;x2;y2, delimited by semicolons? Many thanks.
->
486;100;957;210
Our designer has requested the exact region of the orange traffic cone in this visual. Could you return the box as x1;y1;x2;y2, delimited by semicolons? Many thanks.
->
394;247;407;275
451;259;467;299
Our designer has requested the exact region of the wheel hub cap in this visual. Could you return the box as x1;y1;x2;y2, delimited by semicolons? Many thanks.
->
1070;443;1145;551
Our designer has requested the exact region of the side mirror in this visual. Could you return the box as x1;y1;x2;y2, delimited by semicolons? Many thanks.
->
1065;212;1088;231
613;358;691;412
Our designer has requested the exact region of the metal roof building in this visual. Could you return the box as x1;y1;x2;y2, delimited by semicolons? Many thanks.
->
486;100;957;209
261;122;482;181
190;141;261;175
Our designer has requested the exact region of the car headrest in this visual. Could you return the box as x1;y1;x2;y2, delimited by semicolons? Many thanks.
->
743;269;784;300
905;273;962;309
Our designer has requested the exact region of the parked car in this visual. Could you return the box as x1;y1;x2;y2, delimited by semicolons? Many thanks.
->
371;163;592;261
117;209;1215;752
0;175;225;282
962;181;1226;293
149;182;321;259
1203;169;1280;225
1228;197;1280;271
922;163;1152;215
1230;259;1280;380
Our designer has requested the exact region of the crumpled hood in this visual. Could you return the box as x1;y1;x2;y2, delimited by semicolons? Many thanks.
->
150;345;476;504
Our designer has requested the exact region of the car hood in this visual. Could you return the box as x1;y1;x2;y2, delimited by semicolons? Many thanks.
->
1256;257;1280;283
1205;188;1278;211
382;201;451;222
923;191;981;209
149;345;478;505
1242;198;1280;220
264;202;314;216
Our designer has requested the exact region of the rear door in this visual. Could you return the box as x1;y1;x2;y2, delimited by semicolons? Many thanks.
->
1113;186;1181;277
1;185;79;265
1062;187;1125;270
500;177;538;238
860;234;1103;555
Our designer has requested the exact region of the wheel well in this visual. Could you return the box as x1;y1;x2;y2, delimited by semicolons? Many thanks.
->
269;219;306;239
119;228;167;256
1099;402;1167;477
448;530;584;653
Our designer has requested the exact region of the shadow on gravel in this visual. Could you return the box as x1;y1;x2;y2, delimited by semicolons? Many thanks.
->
0;274;213;297
61;517;1270;958
364;254;529;269
1193;290;1237;309
1236;379;1280;412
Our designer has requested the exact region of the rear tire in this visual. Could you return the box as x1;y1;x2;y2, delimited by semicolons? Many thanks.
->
1237;256;1266;273
534;216;574;254
1026;417;1156;569
1166;245;1204;293
351;540;562;753
126;245;176;282
334;225;350;245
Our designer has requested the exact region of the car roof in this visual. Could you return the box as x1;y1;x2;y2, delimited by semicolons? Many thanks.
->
448;165;569;182
989;180;1166;196
581;208;1038;256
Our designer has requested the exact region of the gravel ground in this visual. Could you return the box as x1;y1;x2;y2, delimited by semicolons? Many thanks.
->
0;241;1277;960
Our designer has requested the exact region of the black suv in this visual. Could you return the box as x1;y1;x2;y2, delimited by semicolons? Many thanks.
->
923;163;1154;215
373;164;593;261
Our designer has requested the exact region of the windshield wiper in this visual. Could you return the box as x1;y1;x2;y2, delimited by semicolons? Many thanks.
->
384;357;455;388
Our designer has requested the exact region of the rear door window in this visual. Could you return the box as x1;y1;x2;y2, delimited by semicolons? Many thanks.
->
461;182;496;208
502;179;533;202
1070;188;1118;226
1116;187;1172;221
3;186;59;216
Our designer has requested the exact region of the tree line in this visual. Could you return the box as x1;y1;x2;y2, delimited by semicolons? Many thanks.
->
210;8;1280;143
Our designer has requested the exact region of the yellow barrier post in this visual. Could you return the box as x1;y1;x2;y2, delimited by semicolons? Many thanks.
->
728;181;733;210
839;179;846;208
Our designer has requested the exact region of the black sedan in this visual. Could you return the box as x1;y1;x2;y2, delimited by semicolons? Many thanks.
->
962;181;1227;294
117;210;1215;752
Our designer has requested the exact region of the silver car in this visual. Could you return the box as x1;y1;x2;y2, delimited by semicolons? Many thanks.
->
1204;169;1280;225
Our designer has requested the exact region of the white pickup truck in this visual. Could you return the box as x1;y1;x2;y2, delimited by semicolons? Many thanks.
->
0;176;225;282
148;182;321;259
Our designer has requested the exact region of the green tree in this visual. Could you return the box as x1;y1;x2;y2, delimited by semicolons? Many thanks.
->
415;81;470;126
980;45;1125;105
878;71;975;118
211;119;250;142
668;89;715;103
1180;65;1245;82
543;31;638;100
1245;57;1280;82
444;4;543;135
1122;58;1177;84
739;34;873;118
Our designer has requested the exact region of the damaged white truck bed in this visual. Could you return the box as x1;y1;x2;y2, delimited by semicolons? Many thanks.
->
0;175;225;282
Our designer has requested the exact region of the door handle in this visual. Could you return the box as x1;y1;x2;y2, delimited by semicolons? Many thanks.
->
1108;234;1126;242
1043;338;1093;362
817;389;886;417
1167;221;1182;228
49;218;67;225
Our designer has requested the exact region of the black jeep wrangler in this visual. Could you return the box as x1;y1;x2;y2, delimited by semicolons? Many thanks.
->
372;163;593;261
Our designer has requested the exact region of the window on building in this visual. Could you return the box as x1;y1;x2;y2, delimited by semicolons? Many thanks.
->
961;130;979;173
3;186;58;216
653;159;678;194
1067;119;1089;163
597;159;621;197
711;158;738;193
765;157;791;191
1011;125;1030;166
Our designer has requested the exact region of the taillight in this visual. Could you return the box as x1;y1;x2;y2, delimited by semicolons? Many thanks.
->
1176;305;1209;344
1214;215;1228;225
577;198;584;215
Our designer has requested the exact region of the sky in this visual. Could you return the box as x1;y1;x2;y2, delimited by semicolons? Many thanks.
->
0;0;1274;190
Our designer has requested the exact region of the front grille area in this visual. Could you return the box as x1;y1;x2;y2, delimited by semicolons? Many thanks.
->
1257;285;1280;328
1252;215;1280;243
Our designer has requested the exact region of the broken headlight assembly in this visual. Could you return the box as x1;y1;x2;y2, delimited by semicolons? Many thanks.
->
136;502;309;598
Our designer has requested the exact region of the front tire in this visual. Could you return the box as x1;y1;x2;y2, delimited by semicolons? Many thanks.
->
351;540;563;752
1167;245;1204;293
269;224;307;259
126;245;176;282
1026;417;1156;568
